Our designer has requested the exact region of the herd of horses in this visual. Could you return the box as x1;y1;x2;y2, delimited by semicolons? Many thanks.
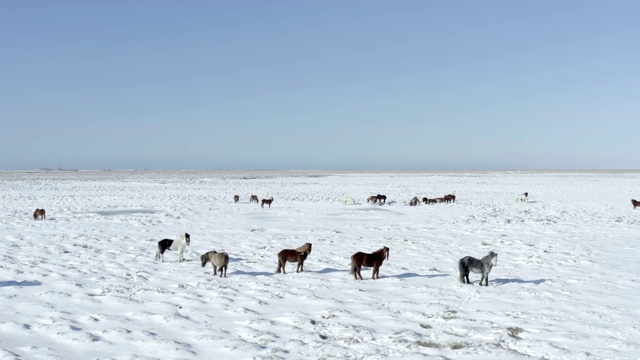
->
150;233;497;284
29;193;637;285
235;195;274;208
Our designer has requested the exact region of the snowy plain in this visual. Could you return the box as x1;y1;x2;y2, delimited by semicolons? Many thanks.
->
1;170;639;360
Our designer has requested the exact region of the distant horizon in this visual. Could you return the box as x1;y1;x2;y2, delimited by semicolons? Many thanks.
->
5;166;640;173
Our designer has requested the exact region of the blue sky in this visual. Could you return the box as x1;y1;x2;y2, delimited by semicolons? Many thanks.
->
1;1;638;170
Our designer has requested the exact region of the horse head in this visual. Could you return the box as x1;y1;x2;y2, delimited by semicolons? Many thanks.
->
185;233;191;246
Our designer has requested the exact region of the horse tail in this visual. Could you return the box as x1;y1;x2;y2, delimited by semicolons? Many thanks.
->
458;258;466;283
349;259;356;274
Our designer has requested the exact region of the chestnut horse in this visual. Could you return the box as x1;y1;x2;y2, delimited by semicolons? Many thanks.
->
33;208;46;220
276;243;312;274
350;246;389;280
632;199;640;210
367;195;378;204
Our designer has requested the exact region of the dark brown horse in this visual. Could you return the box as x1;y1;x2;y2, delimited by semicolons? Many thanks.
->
350;246;389;280
276;243;312;274
233;195;240;203
261;197;274;208
632;199;640;210
33;208;46;220
376;194;387;204
443;194;456;203
250;195;259;203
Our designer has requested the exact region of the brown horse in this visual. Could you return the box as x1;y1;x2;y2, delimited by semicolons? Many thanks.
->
233;195;240;203
250;195;259;203
367;195;378;204
350;246;389;280
261;197;274;208
632;199;640;210
376;194;387;204
443;194;456;203
33;208;46;220
276;243;312;274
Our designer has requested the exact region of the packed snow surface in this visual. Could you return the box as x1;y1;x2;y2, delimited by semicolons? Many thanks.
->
1;170;639;359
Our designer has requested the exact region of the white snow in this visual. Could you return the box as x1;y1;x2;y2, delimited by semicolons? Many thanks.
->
1;170;639;359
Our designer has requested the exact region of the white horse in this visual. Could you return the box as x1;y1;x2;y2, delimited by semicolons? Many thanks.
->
343;197;356;205
516;192;529;203
155;233;191;263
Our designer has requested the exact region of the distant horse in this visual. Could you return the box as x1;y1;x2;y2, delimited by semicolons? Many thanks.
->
376;194;387;205
632;199;640;210
350;246;389;280
458;251;498;286
155;233;191;263
367;195;378;204
427;198;438;204
200;250;229;277
33;208;46;220
422;197;429;204
250;195;259;203
444;194;456;203
344;197;356;205
233;195;240;203
516;192;529;203
261;197;274;208
409;197;420;206
276;243;312;274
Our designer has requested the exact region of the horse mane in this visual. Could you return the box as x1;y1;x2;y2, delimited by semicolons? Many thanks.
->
295;242;312;254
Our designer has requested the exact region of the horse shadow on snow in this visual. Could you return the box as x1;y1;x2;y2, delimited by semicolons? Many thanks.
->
491;278;547;286
0;280;42;287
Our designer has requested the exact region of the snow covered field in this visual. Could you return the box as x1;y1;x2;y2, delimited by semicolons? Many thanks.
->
1;170;639;359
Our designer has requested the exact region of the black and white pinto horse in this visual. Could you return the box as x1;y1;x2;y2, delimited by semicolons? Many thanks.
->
458;251;498;286
155;233;191;263
516;192;529;202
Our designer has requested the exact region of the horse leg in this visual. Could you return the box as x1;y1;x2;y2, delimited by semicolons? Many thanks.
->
276;260;282;273
223;265;227;277
214;265;218;276
372;265;378;279
357;265;363;280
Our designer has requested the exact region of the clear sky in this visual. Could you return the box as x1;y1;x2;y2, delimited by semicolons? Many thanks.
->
1;1;638;170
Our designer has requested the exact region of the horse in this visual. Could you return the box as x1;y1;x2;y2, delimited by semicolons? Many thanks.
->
200;250;229;277
516;192;529;203
458;251;498;286
233;195;240;203
350;246;389;280
435;197;444;203
409;197;420;206
422;197;429;204
632;199;640;210
376;194;387;204
250;195;259;203
276;243;312;274
33;208;46;220
261;197;274;208
427;198;438;204
443;194;456;203
343;197;356;205
155;233;191;263
367;195;378;204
